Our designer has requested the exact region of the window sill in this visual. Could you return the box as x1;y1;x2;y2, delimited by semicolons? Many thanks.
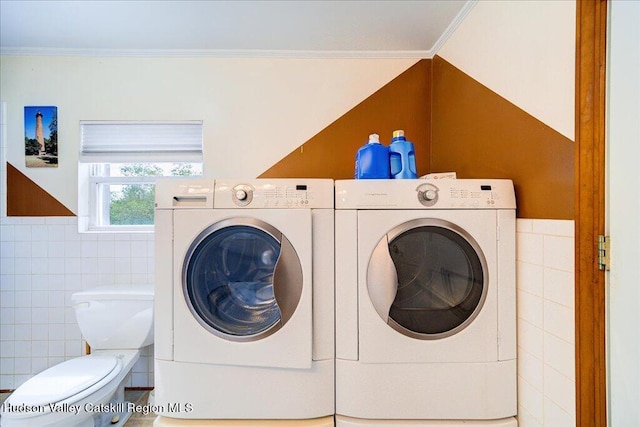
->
85;226;154;233
77;216;154;234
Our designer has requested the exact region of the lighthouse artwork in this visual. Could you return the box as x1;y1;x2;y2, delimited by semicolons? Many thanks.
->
24;106;58;167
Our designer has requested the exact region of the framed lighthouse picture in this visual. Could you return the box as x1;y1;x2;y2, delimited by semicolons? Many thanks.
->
24;106;58;167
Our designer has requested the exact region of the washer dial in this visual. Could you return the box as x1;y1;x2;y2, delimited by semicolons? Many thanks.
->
232;184;254;206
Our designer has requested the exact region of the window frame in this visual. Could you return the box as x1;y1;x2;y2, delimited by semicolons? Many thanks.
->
88;164;159;232
78;120;203;233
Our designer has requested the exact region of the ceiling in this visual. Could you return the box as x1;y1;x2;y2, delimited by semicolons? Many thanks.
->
0;0;472;57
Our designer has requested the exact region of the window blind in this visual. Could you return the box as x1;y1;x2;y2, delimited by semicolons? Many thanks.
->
80;121;203;162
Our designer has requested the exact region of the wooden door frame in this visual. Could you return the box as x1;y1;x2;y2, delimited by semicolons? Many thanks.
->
575;0;608;426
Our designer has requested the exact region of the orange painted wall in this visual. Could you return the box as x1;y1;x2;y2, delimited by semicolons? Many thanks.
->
6;162;74;217
262;56;574;219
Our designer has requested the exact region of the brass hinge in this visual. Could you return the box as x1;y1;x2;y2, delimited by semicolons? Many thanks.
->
598;235;610;271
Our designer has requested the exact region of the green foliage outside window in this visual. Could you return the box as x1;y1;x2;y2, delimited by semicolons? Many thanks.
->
109;163;197;226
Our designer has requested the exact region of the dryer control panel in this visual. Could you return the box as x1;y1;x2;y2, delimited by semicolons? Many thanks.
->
215;179;334;209
335;179;516;210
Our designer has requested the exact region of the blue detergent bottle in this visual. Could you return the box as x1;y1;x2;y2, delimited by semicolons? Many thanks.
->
355;133;391;179
389;130;418;179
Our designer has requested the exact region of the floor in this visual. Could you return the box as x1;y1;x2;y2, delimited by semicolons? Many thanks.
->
124;389;156;426
0;389;155;426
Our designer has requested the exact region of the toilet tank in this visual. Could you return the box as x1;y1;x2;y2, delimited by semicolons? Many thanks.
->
72;285;154;350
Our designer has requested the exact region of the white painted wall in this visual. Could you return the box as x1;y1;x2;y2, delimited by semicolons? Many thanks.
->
606;0;640;425
437;0;576;140
1;102;6;217
0;56;416;213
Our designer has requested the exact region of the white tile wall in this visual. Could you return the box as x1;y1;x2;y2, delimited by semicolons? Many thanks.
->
516;219;575;427
0;216;154;390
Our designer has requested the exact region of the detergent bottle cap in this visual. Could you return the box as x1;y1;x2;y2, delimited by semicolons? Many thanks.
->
392;130;406;141
368;133;380;144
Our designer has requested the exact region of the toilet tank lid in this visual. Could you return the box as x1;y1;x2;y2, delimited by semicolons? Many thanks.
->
5;356;120;408
71;285;154;302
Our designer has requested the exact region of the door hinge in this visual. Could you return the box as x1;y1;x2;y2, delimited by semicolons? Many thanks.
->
598;235;610;271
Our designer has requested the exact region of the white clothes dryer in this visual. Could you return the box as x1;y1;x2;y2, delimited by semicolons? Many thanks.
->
335;179;517;426
154;179;334;424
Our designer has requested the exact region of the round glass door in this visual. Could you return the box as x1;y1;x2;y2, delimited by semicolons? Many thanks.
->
367;219;488;340
183;218;303;341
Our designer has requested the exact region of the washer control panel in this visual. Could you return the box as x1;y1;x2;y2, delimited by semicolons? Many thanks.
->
216;179;334;209
257;184;312;208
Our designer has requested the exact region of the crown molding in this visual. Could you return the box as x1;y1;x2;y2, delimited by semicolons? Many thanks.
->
0;47;434;59
431;0;477;56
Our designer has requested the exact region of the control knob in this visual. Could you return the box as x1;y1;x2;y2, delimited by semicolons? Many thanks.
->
232;184;253;206
423;189;437;201
416;183;439;206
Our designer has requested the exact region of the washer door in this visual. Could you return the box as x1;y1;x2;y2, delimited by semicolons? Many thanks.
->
368;218;488;340
183;218;303;342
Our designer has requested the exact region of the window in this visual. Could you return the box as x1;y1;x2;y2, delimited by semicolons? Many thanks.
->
79;121;203;232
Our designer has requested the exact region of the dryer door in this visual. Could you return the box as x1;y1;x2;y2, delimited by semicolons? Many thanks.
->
183;218;302;341
368;218;488;340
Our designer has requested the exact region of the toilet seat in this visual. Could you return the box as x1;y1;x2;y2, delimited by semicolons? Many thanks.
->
6;355;122;409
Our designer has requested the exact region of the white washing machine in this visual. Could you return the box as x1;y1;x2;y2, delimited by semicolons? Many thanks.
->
334;179;517;427
154;178;334;425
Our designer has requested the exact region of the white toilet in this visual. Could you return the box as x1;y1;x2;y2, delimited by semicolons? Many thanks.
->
0;285;153;427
